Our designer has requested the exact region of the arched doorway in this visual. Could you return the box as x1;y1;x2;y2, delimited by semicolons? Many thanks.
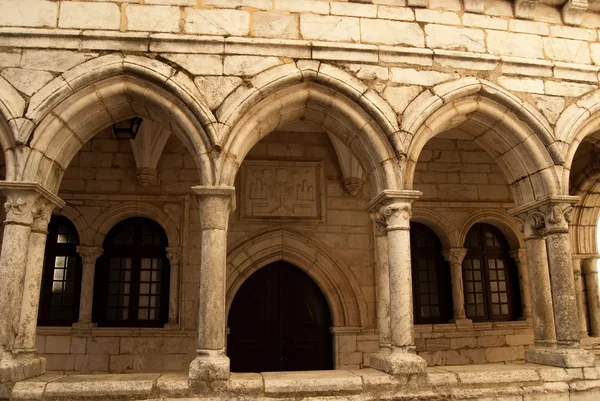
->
227;261;333;372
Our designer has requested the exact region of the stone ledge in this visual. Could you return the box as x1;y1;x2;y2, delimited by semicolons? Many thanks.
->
0;29;599;84
8;361;600;400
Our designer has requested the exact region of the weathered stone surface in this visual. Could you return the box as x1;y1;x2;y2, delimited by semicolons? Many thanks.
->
127;5;180;33
425;24;485;53
21;50;96;73
390;67;459;86
185;9;250;36
59;2;120;30
300;14;360;42
163;54;223;75
361;19;424;47
487;31;545;58
263;370;362;394
223;55;282;76
1;68;54;96
0;0;58;28
253;12;299;39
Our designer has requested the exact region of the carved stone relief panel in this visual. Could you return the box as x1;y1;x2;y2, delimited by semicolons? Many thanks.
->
240;160;325;222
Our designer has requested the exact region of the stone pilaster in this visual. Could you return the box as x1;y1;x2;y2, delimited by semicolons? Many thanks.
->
512;196;595;368
189;186;235;390
366;190;426;376
582;257;600;337
442;248;471;325
371;218;390;353
165;247;182;329
0;182;64;386
73;246;103;330
509;249;533;321
571;257;589;338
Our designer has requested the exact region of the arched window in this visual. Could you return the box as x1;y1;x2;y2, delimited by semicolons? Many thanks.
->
38;216;82;326
463;223;521;321
411;222;452;324
93;217;170;327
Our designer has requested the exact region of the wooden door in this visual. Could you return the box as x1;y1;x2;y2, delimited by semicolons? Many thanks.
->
227;262;333;372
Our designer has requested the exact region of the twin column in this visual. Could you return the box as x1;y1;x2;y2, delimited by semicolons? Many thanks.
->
513;197;595;367
368;190;426;375
0;182;64;382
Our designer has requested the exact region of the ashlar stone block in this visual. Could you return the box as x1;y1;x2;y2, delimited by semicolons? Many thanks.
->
59;2;120;30
253;12;299;39
0;0;58;28
361;19;424;47
185;9;250;36
300;14;360;42
425;24;485;53
127;5;181;33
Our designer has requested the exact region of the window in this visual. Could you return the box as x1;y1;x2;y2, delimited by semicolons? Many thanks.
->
38;216;82;326
410;222;452;324
93;217;170;327
463;223;521;321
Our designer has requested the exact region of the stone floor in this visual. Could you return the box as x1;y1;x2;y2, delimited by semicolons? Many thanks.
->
9;362;600;400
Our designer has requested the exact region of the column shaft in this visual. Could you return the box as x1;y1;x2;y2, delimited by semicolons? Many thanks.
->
510;249;532;320
572;258;589;337
546;232;580;347
74;246;103;328
582;258;600;337
524;236;556;347
166;248;181;328
373;230;390;351
14;222;50;353
443;248;468;323
0;224;33;357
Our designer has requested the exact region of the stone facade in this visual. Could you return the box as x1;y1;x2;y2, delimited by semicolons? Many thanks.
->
0;0;600;400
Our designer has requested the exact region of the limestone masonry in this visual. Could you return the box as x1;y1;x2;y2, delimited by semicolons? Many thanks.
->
0;0;600;400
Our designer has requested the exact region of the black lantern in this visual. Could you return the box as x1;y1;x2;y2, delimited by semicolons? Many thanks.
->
112;117;143;140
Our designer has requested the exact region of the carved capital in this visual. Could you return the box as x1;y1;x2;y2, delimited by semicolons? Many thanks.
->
136;168;157;187
192;186;236;231
166;247;182;265
377;202;412;231
0;182;64;226
540;203;573;234
76;246;103;265
370;212;387;237
509;248;527;264
515;210;546;239
562;0;588;26
514;0;539;20
442;248;467;265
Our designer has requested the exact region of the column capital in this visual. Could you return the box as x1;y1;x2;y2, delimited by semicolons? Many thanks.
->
511;196;580;237
192;186;236;230
76;246;103;264
582;258;599;275
509;248;527;264
443;248;467;265
166;247;182;265
366;190;421;232
0;182;65;226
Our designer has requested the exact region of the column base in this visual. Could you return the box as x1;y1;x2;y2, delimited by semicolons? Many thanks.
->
72;321;97;331
453;318;473;328
369;350;427;376
0;356;45;396
163;321;180;330
189;351;230;392
525;347;596;368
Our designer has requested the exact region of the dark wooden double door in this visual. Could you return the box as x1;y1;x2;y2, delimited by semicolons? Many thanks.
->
227;262;333;372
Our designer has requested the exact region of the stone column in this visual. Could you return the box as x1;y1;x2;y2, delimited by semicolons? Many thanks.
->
582;257;600;337
189;186;235;388
371;220;390;353
367;190;426;375
509;249;533;321
513;197;595;368
572;257;589;338
12;203;54;355
73;246;103;330
442;248;471;325
0;182;64;381
165;247;182;329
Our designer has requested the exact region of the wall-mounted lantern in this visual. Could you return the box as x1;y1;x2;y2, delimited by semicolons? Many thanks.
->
112;117;143;140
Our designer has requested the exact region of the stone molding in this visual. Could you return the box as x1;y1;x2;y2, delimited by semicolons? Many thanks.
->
514;0;539;20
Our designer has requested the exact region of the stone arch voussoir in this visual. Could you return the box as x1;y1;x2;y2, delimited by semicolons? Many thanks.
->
457;210;524;250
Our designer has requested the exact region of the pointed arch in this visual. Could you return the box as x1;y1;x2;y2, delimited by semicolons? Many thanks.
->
403;78;561;206
18;54;217;193
216;62;402;195
0;75;24;181
226;229;367;328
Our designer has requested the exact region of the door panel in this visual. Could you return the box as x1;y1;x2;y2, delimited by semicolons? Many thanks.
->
227;262;333;372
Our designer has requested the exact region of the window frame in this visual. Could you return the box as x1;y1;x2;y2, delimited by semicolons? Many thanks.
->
93;217;170;328
38;215;82;327
410;222;453;324
462;223;521;322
